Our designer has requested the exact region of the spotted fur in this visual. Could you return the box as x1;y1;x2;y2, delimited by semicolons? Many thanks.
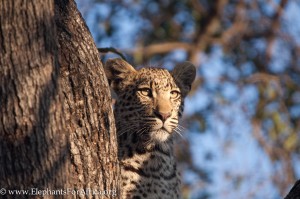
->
105;58;196;199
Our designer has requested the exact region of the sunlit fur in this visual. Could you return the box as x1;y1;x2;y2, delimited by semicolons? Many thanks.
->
105;58;196;199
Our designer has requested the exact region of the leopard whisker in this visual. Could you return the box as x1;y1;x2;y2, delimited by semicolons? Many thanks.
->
174;128;184;139
136;126;148;136
117;125;140;137
176;124;186;131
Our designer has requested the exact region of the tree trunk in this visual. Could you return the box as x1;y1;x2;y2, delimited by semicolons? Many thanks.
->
0;0;119;198
55;0;119;197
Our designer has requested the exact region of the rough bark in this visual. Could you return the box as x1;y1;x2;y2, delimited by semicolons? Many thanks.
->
0;0;119;198
0;0;67;193
55;0;119;197
285;180;300;199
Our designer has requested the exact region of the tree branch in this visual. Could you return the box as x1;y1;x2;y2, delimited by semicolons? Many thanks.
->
98;47;127;61
124;42;192;57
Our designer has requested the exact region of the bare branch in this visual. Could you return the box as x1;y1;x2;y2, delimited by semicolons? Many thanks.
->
98;47;127;61
123;42;192;57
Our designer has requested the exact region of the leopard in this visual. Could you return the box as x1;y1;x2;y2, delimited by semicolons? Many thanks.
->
104;58;196;199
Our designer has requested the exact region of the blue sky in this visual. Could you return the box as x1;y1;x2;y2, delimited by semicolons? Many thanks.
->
76;1;300;198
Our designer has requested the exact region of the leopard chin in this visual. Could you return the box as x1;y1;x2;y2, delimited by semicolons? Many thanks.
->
150;129;172;142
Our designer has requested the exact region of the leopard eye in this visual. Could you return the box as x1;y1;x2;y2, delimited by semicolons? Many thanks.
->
170;90;180;99
138;88;152;97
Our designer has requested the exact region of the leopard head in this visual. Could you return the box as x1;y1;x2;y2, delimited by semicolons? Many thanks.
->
105;58;196;144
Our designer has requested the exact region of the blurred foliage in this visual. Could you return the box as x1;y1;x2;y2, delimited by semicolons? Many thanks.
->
78;0;300;198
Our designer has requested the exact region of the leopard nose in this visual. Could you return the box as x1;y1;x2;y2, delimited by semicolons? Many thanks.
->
154;110;171;122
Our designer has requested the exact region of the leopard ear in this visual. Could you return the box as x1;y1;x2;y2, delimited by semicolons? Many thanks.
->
171;61;196;97
104;58;136;88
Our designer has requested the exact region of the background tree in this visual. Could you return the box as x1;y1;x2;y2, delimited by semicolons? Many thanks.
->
0;0;119;198
78;0;300;198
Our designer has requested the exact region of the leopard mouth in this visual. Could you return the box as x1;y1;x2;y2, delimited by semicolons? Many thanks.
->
161;126;171;133
143;118;176;142
151;122;172;133
149;117;178;132
148;122;175;142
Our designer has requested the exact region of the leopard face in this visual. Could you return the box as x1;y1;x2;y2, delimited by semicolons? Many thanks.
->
105;58;196;144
